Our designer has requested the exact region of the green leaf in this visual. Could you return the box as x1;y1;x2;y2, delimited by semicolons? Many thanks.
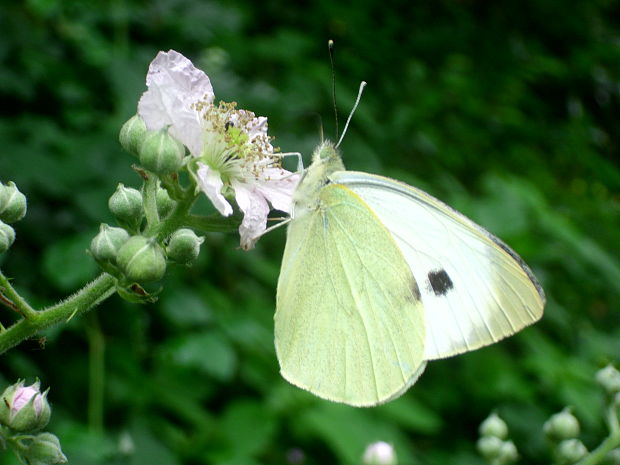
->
157;331;237;381
42;232;98;291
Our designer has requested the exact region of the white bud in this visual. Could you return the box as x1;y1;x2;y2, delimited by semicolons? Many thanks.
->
479;412;508;439
363;441;397;465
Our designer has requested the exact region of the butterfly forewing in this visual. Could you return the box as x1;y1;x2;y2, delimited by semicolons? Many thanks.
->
332;171;545;360
276;183;426;406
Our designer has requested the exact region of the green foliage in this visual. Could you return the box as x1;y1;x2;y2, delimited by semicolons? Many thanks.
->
0;0;619;463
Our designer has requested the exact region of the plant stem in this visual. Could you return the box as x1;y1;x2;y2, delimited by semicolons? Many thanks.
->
184;213;241;233
0;273;116;355
154;192;197;241
575;432;620;465
0;272;38;320
576;399;620;465
142;175;160;234
87;312;105;433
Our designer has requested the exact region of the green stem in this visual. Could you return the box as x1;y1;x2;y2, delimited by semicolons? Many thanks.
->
183;213;241;233
0;274;116;355
143;175;160;234
154;192;197;241
575;432;620;465
87;312;105;432
0;272;38;320
576;400;620;465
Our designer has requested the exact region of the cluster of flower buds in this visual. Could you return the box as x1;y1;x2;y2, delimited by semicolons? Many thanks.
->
477;365;620;465
0;380;66;464
90;180;204;288
363;441;398;465
90;221;204;287
120;116;186;177
544;408;587;464
0;181;27;254
477;413;518;465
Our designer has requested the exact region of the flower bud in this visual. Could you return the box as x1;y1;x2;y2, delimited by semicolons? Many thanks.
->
362;441;397;465
556;439;587;464
496;440;518;465
477;436;503;460
0;182;27;224
156;187;176;219
117;236;166;283
90;224;130;263
0;380;51;432
119;114;147;156
139;129;184;175
479;412;508;439
596;365;620;395
108;184;143;227
22;432;67;465
544;408;580;440
166;228;204;265
0;221;15;253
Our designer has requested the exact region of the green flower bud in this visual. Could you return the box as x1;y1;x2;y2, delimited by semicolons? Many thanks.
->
117;236;166;283
0;221;15;253
362;441;397;465
166;228;204;265
109;184;143;227
119;114;147;156
496;440;518;465
139;129;184;175
0;184;9;212
0;182;27;224
596;365;620;394
90;224;130;263
477;436;503;460
156;187;176;219
544;408;580;440
22;432;67;465
0;380;51;432
556;439;587;464
479;412;508;439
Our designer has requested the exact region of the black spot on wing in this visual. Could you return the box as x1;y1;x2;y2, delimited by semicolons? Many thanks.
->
428;269;453;296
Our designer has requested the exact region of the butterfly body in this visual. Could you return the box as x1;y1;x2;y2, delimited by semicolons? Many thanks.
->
275;141;544;406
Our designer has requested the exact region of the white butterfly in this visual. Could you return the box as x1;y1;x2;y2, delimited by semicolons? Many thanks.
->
275;140;545;407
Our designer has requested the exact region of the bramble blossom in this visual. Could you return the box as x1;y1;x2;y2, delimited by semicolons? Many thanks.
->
138;50;299;249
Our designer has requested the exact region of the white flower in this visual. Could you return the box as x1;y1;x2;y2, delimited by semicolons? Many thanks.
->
363;441;398;465
137;50;299;249
138;50;214;157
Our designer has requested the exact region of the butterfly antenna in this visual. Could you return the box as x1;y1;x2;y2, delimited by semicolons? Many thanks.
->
328;39;339;141
336;81;367;149
317;114;325;143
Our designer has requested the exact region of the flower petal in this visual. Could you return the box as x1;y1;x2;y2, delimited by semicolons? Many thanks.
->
196;163;233;216
255;168;300;213
232;182;270;250
138;50;214;155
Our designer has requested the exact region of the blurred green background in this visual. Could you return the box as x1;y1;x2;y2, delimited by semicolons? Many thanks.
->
0;0;619;464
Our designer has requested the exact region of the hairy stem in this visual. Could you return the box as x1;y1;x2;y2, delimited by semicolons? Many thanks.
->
0;274;116;355
0;273;38;320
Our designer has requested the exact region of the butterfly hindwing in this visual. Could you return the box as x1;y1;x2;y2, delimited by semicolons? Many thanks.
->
275;182;426;406
331;171;545;360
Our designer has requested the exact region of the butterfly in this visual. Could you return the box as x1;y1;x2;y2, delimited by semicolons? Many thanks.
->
275;140;545;407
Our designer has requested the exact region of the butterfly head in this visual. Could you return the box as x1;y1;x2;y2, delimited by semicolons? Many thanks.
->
311;140;345;173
